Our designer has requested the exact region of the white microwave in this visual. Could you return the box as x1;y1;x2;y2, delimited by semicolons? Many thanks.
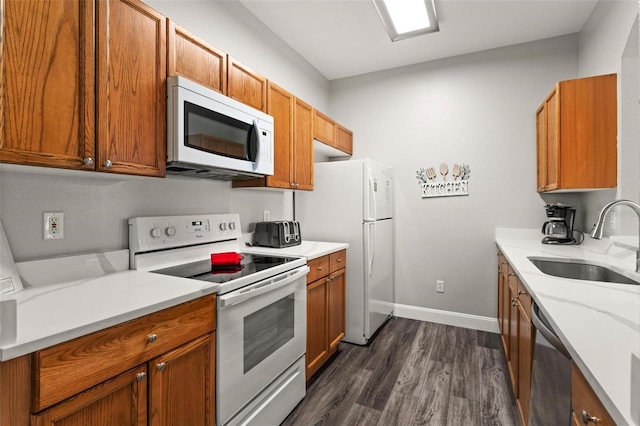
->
166;76;274;179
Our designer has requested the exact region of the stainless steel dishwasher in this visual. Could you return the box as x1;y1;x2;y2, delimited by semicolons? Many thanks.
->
528;301;572;425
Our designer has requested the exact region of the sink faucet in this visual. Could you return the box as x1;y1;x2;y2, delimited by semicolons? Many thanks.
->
591;199;640;272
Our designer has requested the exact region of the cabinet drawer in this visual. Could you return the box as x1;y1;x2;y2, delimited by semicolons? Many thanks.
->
329;250;346;273
32;294;216;412
307;255;330;283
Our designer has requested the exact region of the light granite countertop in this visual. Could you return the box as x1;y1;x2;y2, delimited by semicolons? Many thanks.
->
495;228;640;426
243;240;349;260
0;250;219;361
0;240;347;362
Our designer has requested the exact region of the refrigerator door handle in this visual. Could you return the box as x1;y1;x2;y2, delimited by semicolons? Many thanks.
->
368;170;377;221
367;222;375;277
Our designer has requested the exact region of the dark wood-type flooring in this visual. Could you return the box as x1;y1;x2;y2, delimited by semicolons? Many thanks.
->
282;317;521;426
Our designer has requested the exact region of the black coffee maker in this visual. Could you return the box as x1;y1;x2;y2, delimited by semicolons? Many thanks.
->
542;204;576;244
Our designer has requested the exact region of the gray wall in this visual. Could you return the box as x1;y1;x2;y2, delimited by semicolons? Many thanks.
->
328;35;579;317
1;0;637;322
578;0;639;233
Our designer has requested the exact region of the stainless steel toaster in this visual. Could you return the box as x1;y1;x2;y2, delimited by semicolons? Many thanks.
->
253;221;302;248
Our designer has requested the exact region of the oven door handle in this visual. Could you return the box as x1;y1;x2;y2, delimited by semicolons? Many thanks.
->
219;266;309;309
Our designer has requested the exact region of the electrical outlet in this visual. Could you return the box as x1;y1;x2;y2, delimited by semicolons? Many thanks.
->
263;210;270;221
436;280;445;293
43;212;64;240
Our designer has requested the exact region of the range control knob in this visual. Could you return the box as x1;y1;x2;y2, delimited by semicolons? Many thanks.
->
229;222;236;230
165;226;176;237
150;227;162;239
219;223;227;231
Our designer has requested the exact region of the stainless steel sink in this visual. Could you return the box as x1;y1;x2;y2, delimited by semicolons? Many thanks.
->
528;257;640;285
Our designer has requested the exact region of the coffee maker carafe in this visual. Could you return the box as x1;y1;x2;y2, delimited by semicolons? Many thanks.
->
542;204;576;244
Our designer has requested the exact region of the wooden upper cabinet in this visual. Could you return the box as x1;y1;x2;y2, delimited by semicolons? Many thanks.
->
167;20;226;94
336;124;353;155
536;74;617;192
266;82;294;189
1;0;166;177
313;110;336;146
227;57;267;112
233;85;314;190
96;0;166;177
0;0;96;170
313;109;353;156
293;98;314;190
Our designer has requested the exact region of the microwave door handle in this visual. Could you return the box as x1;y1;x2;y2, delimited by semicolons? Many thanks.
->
250;119;261;171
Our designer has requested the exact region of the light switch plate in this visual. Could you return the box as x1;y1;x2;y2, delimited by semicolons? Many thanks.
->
44;212;64;240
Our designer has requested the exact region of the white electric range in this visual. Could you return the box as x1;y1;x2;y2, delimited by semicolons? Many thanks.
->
129;213;308;426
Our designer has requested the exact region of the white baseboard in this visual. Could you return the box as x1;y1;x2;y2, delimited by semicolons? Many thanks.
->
393;303;500;334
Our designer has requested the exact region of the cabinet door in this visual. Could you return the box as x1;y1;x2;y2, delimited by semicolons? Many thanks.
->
536;105;547;192
571;363;615;426
148;333;215;426
228;57;267;112
0;0;95;171
32;365;147;426
266;82;294;189
508;279;519;397
545;89;559;191
167;20;226;93
306;278;328;380
313;110;335;146
336;124;353;155
96;0;166;177
501;266;512;356
293;98;314;190
537;88;559;192
517;307;533;425
497;255;505;343
328;269;346;353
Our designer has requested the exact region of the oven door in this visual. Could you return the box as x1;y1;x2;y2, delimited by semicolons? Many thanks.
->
217;265;308;425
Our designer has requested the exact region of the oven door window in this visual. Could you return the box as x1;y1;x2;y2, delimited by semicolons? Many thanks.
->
184;101;258;161
244;293;295;374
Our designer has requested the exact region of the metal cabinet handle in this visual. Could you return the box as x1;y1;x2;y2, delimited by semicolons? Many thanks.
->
83;157;93;166
518;290;526;296
157;362;167;372
581;410;600;424
337;258;342;263
104;159;112;168
317;266;323;271
148;334;158;343
136;372;146;382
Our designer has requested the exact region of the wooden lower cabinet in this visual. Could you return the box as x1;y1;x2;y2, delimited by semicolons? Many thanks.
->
0;295;216;426
497;249;534;425
148;333;215;425
571;363;616;426
31;365;148;426
306;250;347;381
327;268;346;352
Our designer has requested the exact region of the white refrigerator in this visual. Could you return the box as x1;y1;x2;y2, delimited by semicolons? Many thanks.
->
296;159;394;345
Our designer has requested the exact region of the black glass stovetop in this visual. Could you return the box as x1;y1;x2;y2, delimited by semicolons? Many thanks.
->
151;253;299;284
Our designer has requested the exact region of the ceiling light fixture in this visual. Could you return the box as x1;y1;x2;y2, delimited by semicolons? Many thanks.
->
372;0;439;42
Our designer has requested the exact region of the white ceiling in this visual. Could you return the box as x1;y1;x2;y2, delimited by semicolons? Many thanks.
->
238;0;599;80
